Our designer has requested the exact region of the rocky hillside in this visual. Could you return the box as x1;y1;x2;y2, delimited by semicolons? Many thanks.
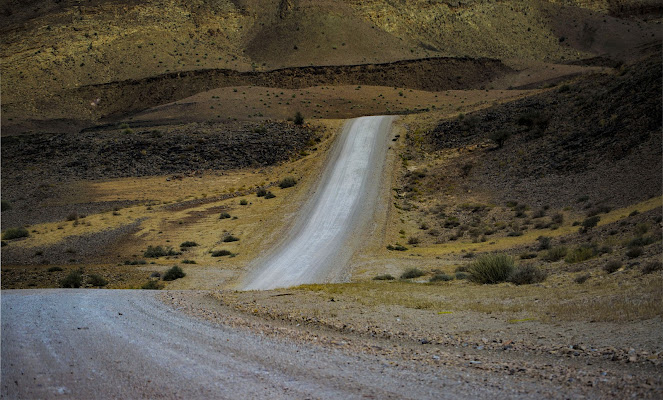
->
410;45;661;211
2;0;659;117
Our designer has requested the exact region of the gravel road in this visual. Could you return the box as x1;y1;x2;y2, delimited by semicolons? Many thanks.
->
1;290;558;399
244;116;394;290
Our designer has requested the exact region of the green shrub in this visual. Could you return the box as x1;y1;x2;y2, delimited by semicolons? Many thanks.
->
256;188;267;197
468;254;515;284
628;236;656;248
574;273;591;284
508;265;547;285
182;259;197;264
294;111;304;125
551;213;564;224
60;271;83;288
2;227;29;240
144;245;180;258
430;273;454;282
223;235;239;242
455;265;469;273
489;130;511;148
47;266;63;272
88;274;108;287
642;261;662;274
537;236;551;250
264;191;276;199
373;274;395;281
401;268;426;279
386;244;408;251
626;247;643;259
635;223;649;236
542;246;567;262
141;280;163;290
565;246;596;263
279;177;297;189
180;241;198;248
603;260;622;274
219;212;231;219
124;260;147;265
239;199;248;205
455;271;469;280
211;250;232;257
1;200;11;211
581;216;600;230
163;266;186;281
407;237;420;245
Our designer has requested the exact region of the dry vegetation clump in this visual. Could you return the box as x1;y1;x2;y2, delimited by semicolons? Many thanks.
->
468;254;515;284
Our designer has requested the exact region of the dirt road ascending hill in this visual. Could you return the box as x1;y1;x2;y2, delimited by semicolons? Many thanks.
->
2;290;558;399
243;116;394;290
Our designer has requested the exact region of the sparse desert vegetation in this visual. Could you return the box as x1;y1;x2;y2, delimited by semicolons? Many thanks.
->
1;0;661;396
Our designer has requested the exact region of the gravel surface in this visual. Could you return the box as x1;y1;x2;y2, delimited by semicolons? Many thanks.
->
1;290;568;399
244;116;394;290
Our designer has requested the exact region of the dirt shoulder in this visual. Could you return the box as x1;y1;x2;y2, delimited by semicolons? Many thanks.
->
161;289;663;398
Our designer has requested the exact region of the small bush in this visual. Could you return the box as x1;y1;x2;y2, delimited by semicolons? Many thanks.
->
219;212;231;219
508;265;547;285
400;268;426;279
124;259;147;265
141;280;163;290
574;273;591;284
66;212;78;221
628;236;656;248
455;271;469;280
386;244;408;251
88;274;108;287
256;188;267;197
163;266;186;281
182;259;197;264
294;111;304;125
537;236;551;250
468;254;515;284
373;274;395;281
211;250;232;257
626;247;643;259
223;235;239;243
407;236;420;245
642;261;662;274
455;265;469;273
565;246;596;263
489;130;511;148
60;271;83;288
279;177;297;189
543;246;568;262
551;213;564;225
581;216;600;230
519;252;537;260
144;245;180;258
2;227;29;240
239;199;248;205
47;266;63;272
264;191;276;199
430;273;454;282
180;241;198;248
603;260;622;274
